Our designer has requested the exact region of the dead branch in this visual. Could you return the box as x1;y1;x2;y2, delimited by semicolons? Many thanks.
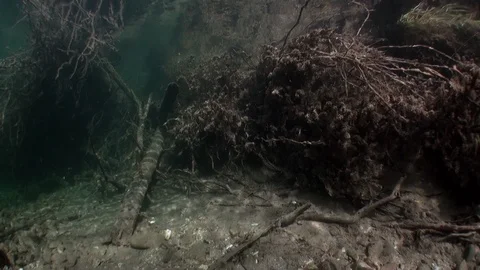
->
300;151;420;224
263;137;325;146
211;202;273;207
435;232;477;242
279;0;311;56
300;175;405;224
208;203;310;270
386;222;480;233
111;83;180;246
377;45;460;64
352;0;370;37
100;60;142;109
89;140;125;193
110;128;164;246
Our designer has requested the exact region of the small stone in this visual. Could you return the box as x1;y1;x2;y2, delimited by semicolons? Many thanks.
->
355;261;375;270
319;258;341;270
42;249;52;263
346;248;359;261
264;254;287;270
367;241;384;260
381;263;397;270
233;264;247;270
382;242;396;259
65;253;78;268
162;248;176;264
334;249;345;260
189;242;208;261
416;264;430;270
51;252;67;264
164;229;172;240
366;241;383;266
303;259;318;269
56;244;65;253
48;241;60;249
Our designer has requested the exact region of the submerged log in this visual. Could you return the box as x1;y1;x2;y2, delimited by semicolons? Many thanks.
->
111;128;163;245
111;83;179;246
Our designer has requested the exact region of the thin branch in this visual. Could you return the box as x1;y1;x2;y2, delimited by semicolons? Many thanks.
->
387;222;480;233
280;0;311;56
208;203;311;270
377;44;460;64
352;0;370;37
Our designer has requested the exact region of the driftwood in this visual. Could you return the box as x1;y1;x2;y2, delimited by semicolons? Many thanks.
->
208;203;311;270
110;83;179;246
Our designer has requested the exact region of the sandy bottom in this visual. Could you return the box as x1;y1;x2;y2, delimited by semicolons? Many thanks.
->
0;169;477;270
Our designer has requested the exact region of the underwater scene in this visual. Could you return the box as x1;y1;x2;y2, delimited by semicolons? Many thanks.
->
1;0;480;269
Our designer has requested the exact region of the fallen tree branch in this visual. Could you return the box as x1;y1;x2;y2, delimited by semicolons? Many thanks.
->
299;151;420;224
435;232;477;243
110;83;179;246
100;60;141;109
90;141;126;193
386;222;480;233
352;0;370;37
208;203;310;270
377;45;460;64
279;0;311;56
211;202;273;207
300;176;404;224
110;128;164;246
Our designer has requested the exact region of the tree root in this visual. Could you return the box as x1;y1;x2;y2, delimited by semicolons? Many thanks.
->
435;232;477;243
386;222;480;233
211;202;273;207
208;203;311;270
299;151;421;225
299;175;405;225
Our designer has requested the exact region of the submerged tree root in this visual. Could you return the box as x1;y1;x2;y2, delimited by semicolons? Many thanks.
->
387;222;480;233
208;203;311;270
299;151;421;225
299;176;405;224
